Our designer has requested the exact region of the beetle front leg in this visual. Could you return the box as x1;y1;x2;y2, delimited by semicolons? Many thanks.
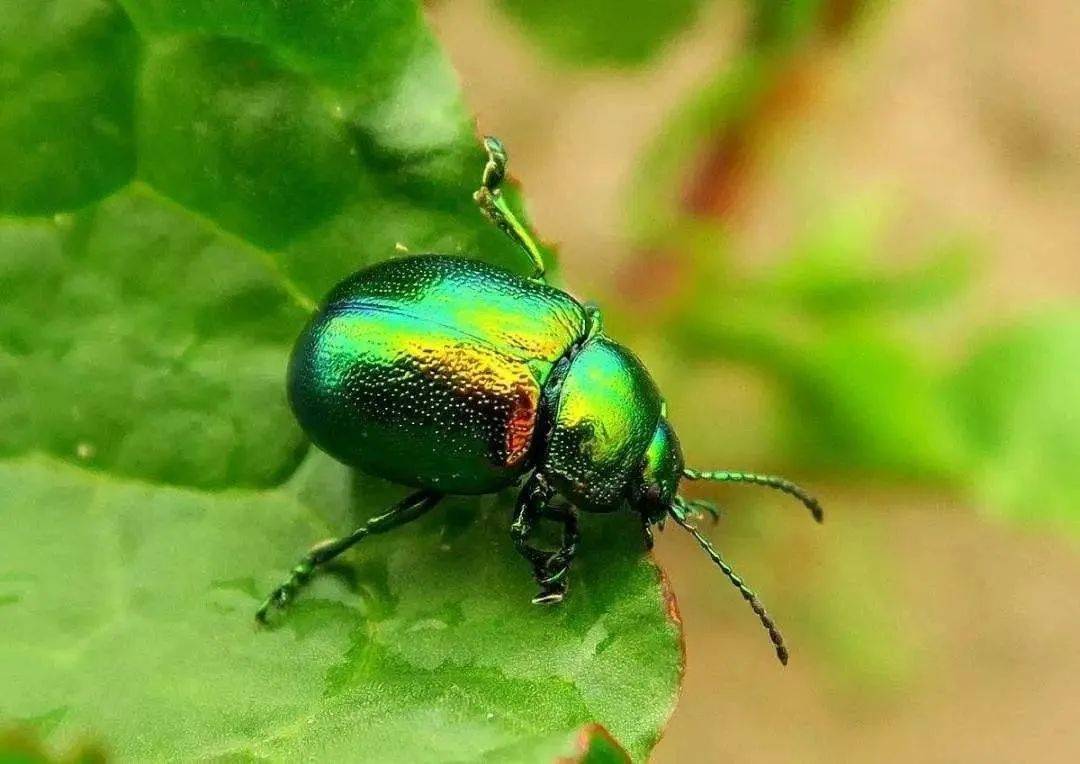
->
641;517;655;551
473;136;547;281
536;503;580;602
510;474;579;605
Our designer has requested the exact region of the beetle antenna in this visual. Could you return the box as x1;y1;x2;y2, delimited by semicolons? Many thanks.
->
670;500;789;665
473;136;547;282
682;468;824;523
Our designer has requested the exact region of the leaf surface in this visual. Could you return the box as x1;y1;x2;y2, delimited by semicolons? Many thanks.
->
0;1;682;760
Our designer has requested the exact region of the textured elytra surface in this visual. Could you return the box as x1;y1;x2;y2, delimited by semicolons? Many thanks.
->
290;256;588;494
0;0;682;760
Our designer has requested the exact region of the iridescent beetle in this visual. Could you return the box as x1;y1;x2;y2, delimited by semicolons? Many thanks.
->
257;137;823;664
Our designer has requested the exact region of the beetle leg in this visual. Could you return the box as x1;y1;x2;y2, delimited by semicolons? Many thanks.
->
583;303;604;338
510;474;578;604
510;475;554;585
537;503;580;601
256;489;442;624
473;136;547;281
641;517;656;551
686;498;723;524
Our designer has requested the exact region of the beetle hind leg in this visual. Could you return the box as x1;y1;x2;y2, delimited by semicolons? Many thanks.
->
511;474;580;605
256;489;442;624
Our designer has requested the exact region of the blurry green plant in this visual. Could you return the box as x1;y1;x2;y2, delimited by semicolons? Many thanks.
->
639;162;1080;535
494;0;707;67
668;203;976;480
613;0;1080;533
0;0;680;760
494;0;883;71
950;312;1080;531
646;191;1080;534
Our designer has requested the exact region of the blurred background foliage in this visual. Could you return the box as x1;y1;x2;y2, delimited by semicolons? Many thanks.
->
478;0;1077;529
431;0;1079;759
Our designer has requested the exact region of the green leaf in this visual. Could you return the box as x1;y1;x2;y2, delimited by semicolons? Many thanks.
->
951;311;1080;531
670;273;970;480
0;0;138;214
0;0;528;488
762;201;977;318
773;326;968;478
494;723;630;763
0;726;106;764
0;0;681;759
494;0;707;68
0;455;678;761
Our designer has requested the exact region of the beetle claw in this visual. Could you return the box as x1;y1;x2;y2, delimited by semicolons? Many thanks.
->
532;562;569;605
255;591;282;625
689;500;723;525
531;589;565;605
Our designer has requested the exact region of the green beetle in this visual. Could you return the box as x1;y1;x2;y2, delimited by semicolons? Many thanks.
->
258;138;823;664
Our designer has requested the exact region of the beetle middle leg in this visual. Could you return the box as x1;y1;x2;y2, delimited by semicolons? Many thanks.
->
511;473;580;605
256;489;442;623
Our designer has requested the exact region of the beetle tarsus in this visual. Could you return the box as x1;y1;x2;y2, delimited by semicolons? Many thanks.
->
533;547;573;604
474;135;547;281
255;557;316;623
686;498;722;524
531;589;566;606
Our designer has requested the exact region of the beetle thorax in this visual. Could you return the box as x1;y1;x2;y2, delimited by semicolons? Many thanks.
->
537;336;665;513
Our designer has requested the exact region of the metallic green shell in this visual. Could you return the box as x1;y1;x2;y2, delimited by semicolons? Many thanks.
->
288;255;588;494
543;338;664;511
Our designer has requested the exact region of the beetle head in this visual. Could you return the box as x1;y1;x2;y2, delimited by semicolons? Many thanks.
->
627;417;684;525
624;415;827;666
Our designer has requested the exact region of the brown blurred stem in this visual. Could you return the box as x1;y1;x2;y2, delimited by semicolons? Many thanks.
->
683;0;876;222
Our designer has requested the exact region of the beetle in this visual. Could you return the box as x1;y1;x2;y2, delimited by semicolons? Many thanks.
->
256;137;823;664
